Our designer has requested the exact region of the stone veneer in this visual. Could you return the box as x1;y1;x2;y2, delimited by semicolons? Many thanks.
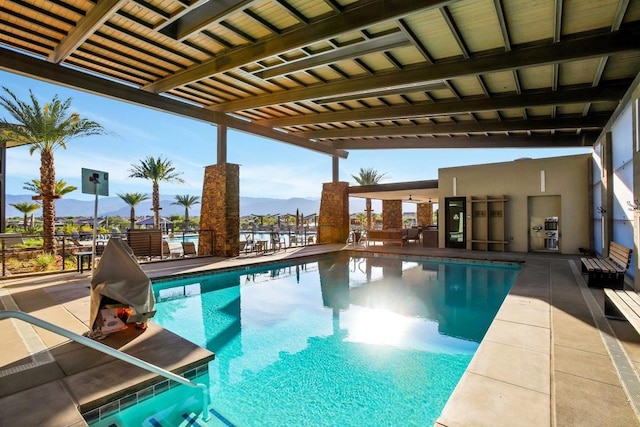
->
417;202;434;226
198;163;240;257
318;182;349;244
382;200;402;229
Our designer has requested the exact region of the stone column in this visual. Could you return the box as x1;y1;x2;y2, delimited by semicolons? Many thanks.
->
417;203;434;226
199;163;240;257
383;200;402;229
318;182;349;244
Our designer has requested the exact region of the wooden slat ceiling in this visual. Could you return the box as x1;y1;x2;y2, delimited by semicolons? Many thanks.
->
2;0;640;158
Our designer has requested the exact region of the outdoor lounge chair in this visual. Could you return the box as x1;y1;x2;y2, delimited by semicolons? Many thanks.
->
182;241;197;257
162;240;181;258
403;228;421;245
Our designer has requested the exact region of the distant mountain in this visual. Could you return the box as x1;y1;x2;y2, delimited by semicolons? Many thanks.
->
4;194;367;218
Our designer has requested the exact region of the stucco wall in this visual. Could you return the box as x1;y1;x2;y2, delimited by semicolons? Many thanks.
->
438;154;591;254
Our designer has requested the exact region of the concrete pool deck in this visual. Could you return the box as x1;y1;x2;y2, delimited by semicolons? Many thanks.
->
0;243;639;426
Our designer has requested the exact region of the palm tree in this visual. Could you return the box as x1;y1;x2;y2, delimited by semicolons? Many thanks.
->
23;178;77;198
352;167;387;230
172;194;200;231
0;88;106;251
117;192;150;230
10;202;41;231
128;156;185;229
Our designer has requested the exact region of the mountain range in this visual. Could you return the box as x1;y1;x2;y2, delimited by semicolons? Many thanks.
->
5;194;368;218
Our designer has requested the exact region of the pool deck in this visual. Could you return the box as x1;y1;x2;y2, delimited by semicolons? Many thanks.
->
1;243;639;426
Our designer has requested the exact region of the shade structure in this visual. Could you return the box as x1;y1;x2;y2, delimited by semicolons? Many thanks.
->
136;216;172;226
89;238;155;333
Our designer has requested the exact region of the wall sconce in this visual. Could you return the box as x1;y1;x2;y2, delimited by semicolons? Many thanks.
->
628;200;640;212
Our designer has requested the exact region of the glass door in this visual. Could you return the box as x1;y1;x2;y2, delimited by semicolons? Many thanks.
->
445;197;466;248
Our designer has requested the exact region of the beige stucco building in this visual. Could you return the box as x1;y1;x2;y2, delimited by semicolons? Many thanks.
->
437;154;591;255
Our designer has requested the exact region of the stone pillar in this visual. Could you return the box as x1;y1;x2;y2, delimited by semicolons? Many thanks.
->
318;182;349;244
383;200;402;229
199;163;240;257
417;203;434;226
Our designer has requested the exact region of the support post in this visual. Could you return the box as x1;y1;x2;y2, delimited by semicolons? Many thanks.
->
217;125;227;164
199;163;239;256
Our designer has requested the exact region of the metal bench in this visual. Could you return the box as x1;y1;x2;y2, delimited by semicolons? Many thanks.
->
581;241;633;289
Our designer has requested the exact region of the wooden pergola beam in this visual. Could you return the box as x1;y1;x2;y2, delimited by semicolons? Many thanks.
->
331;133;599;149
259;83;628;127
145;0;456;93
1;46;347;158
301;115;609;139
212;27;640;112
48;0;128;64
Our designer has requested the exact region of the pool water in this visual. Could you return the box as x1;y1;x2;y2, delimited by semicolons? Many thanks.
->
92;255;519;426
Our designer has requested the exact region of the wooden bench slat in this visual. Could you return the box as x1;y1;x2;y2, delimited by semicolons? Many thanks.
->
617;291;640;320
581;258;596;271
604;289;640;333
625;290;640;310
583;241;632;288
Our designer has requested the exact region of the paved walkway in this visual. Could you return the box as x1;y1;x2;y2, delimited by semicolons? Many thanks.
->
0;243;639;426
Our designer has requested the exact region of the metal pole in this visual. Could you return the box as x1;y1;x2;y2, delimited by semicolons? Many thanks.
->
91;180;99;273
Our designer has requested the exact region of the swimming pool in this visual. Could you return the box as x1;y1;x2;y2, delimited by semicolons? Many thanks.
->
90;254;520;426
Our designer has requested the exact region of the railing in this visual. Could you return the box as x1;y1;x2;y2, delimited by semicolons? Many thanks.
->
0;230;217;276
346;230;367;247
0;310;211;421
240;228;317;248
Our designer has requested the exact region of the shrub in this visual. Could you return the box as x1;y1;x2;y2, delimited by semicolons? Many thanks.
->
35;252;56;270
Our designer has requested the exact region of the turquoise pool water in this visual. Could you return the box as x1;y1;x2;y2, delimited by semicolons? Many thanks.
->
91;255;519;426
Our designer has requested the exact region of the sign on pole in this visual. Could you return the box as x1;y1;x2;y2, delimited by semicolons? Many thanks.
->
81;168;109;274
81;168;109;196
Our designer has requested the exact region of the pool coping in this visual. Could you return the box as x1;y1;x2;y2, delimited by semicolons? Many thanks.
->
435;257;552;426
1;244;639;425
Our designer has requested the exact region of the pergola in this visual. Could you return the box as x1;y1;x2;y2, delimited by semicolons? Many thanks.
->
1;0;639;249
1;0;639;153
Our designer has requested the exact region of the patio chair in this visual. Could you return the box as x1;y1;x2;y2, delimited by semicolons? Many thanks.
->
403;228;421;245
243;235;255;253
270;232;285;252
163;240;181;258
254;240;267;254
182;241;197;257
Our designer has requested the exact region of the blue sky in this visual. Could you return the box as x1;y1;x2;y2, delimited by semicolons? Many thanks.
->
1;70;591;203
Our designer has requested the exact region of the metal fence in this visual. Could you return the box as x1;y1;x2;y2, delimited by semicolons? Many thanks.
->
0;230;216;277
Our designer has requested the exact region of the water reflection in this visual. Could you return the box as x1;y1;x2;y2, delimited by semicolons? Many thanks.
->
154;256;518;353
152;256;519;426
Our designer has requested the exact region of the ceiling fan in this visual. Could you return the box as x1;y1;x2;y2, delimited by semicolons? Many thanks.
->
407;194;422;202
